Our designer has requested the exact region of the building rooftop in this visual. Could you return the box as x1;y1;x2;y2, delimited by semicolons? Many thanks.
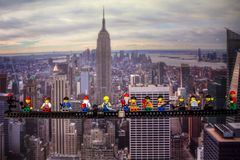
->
129;85;169;93
206;128;240;143
228;123;240;130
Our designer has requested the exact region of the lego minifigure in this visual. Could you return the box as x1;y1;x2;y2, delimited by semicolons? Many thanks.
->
176;96;186;111
189;95;201;110
129;96;139;112
228;90;237;110
120;93;130;112
157;95;167;111
22;96;33;113
41;97;52;112
100;96;113;112
60;97;72;111
6;93;18;112
142;96;153;111
81;96;92;112
204;95;214;110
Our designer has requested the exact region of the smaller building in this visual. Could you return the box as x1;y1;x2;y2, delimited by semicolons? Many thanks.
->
204;123;240;160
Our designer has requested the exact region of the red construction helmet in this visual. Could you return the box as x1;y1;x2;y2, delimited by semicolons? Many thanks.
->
230;90;236;95
83;96;89;100
123;93;129;97
25;96;31;100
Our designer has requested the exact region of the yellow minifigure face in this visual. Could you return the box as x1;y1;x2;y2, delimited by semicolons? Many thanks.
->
191;97;196;101
131;99;136;103
45;99;49;103
206;97;210;102
179;98;184;102
146;99;150;102
158;98;163;101
25;99;31;103
103;96;109;102
63;99;68;103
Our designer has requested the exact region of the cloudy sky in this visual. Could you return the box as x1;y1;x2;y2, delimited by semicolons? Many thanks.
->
0;0;239;54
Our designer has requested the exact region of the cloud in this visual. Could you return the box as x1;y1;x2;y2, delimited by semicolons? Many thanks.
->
0;0;239;54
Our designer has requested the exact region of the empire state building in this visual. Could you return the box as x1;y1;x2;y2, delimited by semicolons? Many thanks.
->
96;8;112;104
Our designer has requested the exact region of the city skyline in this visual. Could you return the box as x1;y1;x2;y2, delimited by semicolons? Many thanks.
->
0;0;240;54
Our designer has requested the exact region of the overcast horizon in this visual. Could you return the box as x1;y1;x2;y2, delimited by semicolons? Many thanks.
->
0;0;239;54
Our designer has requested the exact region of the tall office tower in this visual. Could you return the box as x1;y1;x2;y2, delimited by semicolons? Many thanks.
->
204;125;240;160
129;85;171;160
197;48;202;62
226;29;240;94
96;8;112;104
24;135;45;160
106;121;115;148
208;77;227;123
130;74;141;86
171;135;183;160
188;117;202;157
81;127;115;160
51;74;77;155
68;63;75;96
64;123;77;155
8;120;24;154
226;29;240;123
157;62;165;85
0;123;4;160
38;119;50;143
180;64;190;133
0;74;9;157
24;79;38;136
80;66;90;95
0;74;7;93
180;63;190;95
24;79;37;106
229;52;240;106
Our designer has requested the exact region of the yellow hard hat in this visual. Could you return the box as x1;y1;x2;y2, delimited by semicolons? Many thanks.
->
103;96;109;101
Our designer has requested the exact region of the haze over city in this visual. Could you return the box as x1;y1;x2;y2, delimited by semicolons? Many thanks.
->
0;0;240;54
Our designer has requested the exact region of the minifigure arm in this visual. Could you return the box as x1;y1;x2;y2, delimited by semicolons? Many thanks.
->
108;102;112;107
88;103;92;109
148;102;153;108
68;102;72;108
48;103;52;108
41;103;45;109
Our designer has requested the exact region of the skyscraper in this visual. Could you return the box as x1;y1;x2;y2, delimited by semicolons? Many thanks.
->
204;125;240;160
24;135;45;160
226;29;240;94
180;64;190;95
80;67;90;95
129;85;171;160
8;120;24;154
96;8;112;104
180;64;190;133
226;29;240;123
229;52;240;106
0;74;9;157
188;117;202;157
208;77;227;123
51;74;77;155
0;123;4;160
157;62;165;85
0;74;7;93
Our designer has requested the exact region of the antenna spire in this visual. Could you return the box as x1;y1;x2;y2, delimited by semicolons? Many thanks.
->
102;6;106;30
